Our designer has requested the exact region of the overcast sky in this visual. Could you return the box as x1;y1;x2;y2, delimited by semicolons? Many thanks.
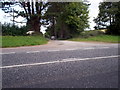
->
0;0;103;33
88;0;103;30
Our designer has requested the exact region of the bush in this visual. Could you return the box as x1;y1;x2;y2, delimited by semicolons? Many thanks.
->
2;23;28;36
106;24;120;35
80;30;105;38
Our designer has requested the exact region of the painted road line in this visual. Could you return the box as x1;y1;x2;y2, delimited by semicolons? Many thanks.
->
26;51;40;53
47;50;60;52
83;48;95;50
0;52;15;55
62;55;119;61
102;47;110;49
0;55;119;69
1;46;116;55
97;47;110;49
65;49;77;51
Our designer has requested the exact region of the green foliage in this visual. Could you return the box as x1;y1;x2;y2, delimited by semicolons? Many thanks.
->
106;24;120;35
106;2;120;35
69;35;120;43
2;24;28;36
80;30;105;38
94;2;120;35
2;36;48;48
94;2;119;29
45;2;89;39
1;2;49;33
65;3;89;32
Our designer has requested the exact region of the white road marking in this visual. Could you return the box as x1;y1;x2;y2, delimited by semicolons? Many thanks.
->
47;50;60;52
1;46;117;55
83;48;95;50
26;51;40;53
0;52;15;55
0;55;119;69
65;49;77;51
98;47;110;49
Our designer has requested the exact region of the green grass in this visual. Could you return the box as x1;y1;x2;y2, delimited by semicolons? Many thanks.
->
69;35;120;43
1;36;48;48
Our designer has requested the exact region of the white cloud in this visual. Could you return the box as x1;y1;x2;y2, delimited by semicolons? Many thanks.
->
0;9;11;24
87;0;103;30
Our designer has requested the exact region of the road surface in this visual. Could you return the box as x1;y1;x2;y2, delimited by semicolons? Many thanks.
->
1;40;119;88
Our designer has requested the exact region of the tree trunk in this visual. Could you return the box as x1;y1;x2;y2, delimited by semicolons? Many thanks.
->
110;15;112;26
27;16;42;34
60;24;64;39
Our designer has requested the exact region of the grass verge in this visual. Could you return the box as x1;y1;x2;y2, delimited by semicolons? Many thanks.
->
1;36;48;48
69;35;120;43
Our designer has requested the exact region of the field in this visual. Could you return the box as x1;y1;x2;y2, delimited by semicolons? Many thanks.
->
69;35;120;43
1;34;119;48
1;36;48;48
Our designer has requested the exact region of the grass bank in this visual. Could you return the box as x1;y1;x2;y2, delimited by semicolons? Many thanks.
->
1;36;48;48
69;35;120;43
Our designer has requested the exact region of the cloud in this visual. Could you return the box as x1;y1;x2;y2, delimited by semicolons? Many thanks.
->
87;0;102;30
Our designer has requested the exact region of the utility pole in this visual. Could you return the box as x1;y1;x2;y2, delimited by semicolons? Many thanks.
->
53;16;57;38
10;8;15;26
12;8;15;26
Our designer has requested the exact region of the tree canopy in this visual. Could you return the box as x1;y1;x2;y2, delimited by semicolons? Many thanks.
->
94;2;120;35
1;1;49;34
1;1;89;38
45;2;89;39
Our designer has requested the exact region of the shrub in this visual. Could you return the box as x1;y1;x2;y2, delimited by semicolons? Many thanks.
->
80;30;105;38
106;24;120;35
2;23;28;36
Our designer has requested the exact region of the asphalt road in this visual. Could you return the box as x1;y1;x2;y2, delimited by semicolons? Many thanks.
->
1;40;119;88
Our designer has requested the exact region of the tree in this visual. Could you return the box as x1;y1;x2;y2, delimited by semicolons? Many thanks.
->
65;2;89;37
94;2;120;35
107;2;120;35
1;1;49;34
44;2;69;38
45;2;89;39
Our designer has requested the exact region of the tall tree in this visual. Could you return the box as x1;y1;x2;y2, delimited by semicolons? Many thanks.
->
94;2;119;30
107;2;120;35
45;2;89;39
65;2;89;37
1;1;49;34
44;2;70;39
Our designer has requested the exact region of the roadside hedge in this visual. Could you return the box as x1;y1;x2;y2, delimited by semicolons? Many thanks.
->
2;24;28;36
80;30;105;38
